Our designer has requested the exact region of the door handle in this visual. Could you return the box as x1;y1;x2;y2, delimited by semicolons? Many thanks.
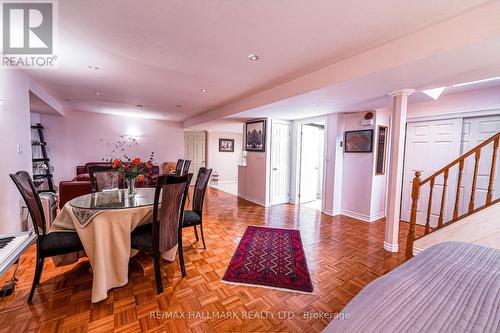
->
273;168;278;171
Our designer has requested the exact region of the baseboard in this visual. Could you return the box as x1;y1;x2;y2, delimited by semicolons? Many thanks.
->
238;194;266;207
323;208;340;216
383;241;399;253
340;209;385;222
370;212;385;222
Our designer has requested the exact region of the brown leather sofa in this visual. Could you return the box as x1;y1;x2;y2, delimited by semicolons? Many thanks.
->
58;162;160;209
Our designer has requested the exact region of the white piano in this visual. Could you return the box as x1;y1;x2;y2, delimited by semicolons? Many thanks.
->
0;232;36;277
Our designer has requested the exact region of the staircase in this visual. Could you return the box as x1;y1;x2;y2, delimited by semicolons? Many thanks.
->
406;131;500;258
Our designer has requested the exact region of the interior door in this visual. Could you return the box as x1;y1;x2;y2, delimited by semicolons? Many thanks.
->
299;124;320;204
270;122;290;205
184;131;206;184
460;115;500;213
401;118;462;225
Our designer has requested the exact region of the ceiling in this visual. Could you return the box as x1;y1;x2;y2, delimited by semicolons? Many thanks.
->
26;0;494;122
228;36;500;120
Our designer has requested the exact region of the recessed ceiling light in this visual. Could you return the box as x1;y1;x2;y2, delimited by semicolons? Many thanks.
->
422;87;446;100
97;105;102;108
88;65;100;70
452;76;500;87
136;104;143;108
200;89;208;93
248;54;259;61
64;98;71;102
94;92;103;96
176;104;182;108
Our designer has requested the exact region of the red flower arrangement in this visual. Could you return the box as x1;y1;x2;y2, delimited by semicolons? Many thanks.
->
110;152;155;181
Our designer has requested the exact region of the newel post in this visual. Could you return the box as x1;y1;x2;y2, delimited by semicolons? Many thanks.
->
406;171;421;259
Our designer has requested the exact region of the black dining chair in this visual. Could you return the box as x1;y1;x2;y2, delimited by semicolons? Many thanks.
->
131;173;192;292
181;167;212;249
10;171;85;303
174;159;191;176
88;165;119;193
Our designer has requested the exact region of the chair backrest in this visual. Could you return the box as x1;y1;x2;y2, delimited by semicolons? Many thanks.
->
152;174;192;253
181;160;191;175
88;165;119;193
192;167;212;216
175;159;192;176
9;171;47;236
175;159;184;176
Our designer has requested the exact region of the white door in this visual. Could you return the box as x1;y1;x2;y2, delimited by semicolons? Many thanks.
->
460;115;500;213
270;122;291;205
299;124;321;204
184;131;206;184
401;118;463;225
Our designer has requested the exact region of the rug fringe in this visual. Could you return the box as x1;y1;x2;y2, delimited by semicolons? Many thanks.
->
221;279;314;295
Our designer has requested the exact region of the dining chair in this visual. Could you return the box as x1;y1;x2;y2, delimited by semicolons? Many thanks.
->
181;167;212;249
174;159;192;176
9;171;85;303
88;165;119;192
131;173;192;293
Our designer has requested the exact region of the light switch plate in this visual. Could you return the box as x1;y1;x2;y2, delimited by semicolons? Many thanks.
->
17;144;23;153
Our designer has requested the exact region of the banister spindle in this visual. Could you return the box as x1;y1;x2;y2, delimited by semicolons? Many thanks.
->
486;137;499;205
468;151;481;213
438;169;449;228
425;178;435;235
453;160;465;220
406;171;421;259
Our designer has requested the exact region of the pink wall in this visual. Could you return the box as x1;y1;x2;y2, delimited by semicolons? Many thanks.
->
238;119;270;206
340;113;376;220
206;131;242;182
0;70;33;233
38;110;184;185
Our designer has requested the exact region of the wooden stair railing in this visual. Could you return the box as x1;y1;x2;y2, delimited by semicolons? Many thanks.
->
406;131;500;258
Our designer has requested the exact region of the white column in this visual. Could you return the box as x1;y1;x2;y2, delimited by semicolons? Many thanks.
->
384;89;415;252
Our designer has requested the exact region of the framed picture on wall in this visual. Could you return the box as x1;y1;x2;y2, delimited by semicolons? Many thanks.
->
245;120;266;152
219;138;235;152
344;129;373;153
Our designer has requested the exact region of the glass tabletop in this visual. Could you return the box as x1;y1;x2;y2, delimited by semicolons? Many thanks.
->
69;188;159;210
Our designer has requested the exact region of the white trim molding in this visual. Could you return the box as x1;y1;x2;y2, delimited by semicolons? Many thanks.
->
341;209;384;223
383;241;399;253
323;208;340;217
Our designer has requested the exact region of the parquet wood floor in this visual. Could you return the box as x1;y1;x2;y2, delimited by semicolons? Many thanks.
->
0;188;416;333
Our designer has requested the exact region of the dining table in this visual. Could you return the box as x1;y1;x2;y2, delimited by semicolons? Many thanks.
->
50;188;177;303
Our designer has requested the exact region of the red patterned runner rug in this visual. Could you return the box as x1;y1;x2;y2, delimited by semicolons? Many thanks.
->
222;226;313;293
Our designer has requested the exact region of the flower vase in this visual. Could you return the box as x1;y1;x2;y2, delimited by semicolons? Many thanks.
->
126;177;137;197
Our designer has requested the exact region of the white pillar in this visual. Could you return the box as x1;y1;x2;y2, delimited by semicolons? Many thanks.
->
384;89;415;252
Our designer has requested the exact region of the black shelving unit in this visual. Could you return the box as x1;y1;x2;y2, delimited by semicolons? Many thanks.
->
31;124;55;193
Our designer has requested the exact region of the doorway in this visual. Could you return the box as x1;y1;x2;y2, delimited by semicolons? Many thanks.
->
270;122;291;205
299;123;325;210
184;131;206;184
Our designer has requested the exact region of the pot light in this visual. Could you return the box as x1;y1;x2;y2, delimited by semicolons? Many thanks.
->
248;54;259;61
176;104;182;108
422;87;446;100
452;76;500;87
94;91;103;96
97;105;103;108
64;98;71;102
136;104;143;108
88;65;100;70
200;89;208;93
